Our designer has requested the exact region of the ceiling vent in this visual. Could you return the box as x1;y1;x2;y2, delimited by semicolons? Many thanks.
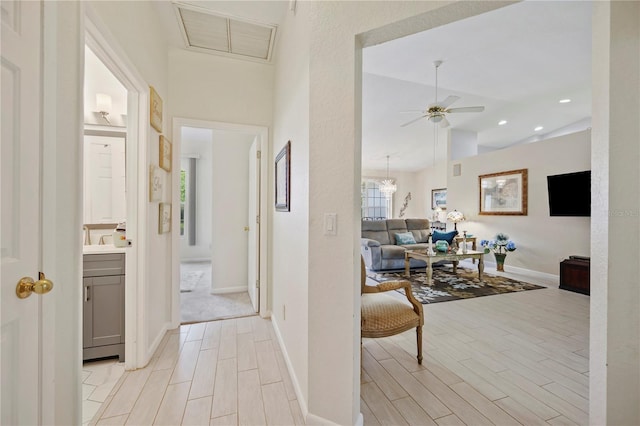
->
173;3;277;63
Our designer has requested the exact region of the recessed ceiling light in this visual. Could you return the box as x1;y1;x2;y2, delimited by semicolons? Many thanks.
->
498;120;508;126
534;126;544;131
559;99;571;103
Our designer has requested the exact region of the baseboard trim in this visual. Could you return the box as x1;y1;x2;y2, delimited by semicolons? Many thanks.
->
459;259;559;287
271;317;308;416
144;322;169;367
210;285;246;294
270;317;362;425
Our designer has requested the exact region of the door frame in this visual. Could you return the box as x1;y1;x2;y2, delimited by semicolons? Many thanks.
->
85;8;148;369
171;117;270;326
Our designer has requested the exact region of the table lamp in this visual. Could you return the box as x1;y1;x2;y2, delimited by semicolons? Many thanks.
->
446;209;465;231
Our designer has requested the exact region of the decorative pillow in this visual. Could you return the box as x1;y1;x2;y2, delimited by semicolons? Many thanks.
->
432;230;458;244
395;231;417;245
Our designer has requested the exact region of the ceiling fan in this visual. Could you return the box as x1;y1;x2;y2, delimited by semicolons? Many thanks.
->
400;60;485;128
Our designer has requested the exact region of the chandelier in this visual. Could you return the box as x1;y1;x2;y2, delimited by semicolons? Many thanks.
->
379;155;397;198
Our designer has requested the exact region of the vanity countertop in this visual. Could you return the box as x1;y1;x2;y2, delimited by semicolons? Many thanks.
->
83;244;126;255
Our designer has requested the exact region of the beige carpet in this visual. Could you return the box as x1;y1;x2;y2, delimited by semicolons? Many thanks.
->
180;261;256;324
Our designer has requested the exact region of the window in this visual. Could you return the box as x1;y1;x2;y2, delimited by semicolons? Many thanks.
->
361;179;391;220
180;158;197;245
180;169;186;236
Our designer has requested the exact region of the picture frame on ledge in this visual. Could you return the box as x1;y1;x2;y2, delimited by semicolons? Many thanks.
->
479;169;528;215
159;136;172;172
149;164;162;202
431;188;447;210
159;202;171;234
150;85;163;133
275;141;291;212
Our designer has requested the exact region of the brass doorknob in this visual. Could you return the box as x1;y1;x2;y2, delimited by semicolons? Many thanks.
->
16;274;54;299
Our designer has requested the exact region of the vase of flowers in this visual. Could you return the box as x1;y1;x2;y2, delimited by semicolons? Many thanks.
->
480;233;516;272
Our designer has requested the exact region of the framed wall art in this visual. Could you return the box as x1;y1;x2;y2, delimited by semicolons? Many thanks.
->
149;164;162;202
431;188;447;210
159;202;171;234
275;141;291;212
150;86;163;133
159;136;172;172
479;169;528;215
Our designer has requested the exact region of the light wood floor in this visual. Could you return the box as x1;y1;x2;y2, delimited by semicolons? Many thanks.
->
92;271;589;426
362;285;590;426
90;316;305;425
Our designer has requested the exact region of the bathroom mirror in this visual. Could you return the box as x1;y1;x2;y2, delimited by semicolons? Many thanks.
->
83;130;127;224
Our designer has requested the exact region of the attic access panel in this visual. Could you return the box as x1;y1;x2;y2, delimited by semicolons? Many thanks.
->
174;3;277;62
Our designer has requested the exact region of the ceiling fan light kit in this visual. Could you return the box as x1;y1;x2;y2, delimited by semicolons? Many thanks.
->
400;60;485;129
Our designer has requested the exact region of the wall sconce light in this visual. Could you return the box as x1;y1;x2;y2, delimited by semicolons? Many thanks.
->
96;93;112;125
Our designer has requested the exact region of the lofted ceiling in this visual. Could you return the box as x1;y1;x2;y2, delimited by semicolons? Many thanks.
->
362;1;592;172
148;1;592;173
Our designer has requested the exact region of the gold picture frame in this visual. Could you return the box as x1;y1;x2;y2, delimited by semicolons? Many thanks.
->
479;169;528;215
149;164;162;202
159;202;171;234
150;85;163;133
159;136;172;172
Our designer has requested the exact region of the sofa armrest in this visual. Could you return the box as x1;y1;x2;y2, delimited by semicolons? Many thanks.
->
361;238;381;248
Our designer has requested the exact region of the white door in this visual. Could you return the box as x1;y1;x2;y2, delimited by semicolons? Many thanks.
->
1;1;49;424
247;141;260;312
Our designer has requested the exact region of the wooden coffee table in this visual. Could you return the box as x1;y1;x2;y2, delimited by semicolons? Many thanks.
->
404;249;484;286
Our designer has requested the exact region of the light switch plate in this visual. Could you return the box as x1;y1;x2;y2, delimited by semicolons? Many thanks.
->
324;213;337;236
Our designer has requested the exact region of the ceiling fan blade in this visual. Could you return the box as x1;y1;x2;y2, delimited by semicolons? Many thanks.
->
399;110;425;113
439;116;450;128
439;95;460;108
400;115;427;127
447;106;485;113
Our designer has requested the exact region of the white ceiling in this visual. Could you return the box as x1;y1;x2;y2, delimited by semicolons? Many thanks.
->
86;1;593;174
362;1;592;171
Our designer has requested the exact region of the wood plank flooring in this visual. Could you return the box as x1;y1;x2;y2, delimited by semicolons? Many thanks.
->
92;272;589;425
90;316;303;425
362;284;590;426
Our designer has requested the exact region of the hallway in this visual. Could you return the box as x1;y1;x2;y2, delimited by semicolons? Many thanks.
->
180;262;256;324
89;316;304;425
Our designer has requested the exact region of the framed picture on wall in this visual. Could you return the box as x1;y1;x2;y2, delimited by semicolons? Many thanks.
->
149;164;162;202
431;188;447;210
479;169;528;215
275;141;291;212
159;202;171;234
150;85;163;133
159;136;172;172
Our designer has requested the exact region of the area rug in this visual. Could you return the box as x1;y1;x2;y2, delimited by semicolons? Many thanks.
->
180;270;204;293
368;267;544;304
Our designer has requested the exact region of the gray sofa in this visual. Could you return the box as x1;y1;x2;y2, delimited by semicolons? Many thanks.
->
361;218;433;272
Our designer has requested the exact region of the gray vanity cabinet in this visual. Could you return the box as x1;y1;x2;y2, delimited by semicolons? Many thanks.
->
83;253;125;361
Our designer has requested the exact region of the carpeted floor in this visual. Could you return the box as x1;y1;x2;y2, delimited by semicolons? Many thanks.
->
180;261;256;324
368;266;544;304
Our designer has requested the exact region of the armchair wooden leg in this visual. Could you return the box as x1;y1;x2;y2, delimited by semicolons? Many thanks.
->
416;326;423;364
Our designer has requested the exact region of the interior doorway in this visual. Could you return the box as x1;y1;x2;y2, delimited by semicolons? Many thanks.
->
173;120;269;324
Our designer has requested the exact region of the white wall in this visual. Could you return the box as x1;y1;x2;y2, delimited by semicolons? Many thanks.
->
448;130;591;275
168;48;274;127
590;3;640;425
88;0;171;361
304;2;510;424
270;0;311;414
211;132;254;292
180;127;213;261
417;161;448;220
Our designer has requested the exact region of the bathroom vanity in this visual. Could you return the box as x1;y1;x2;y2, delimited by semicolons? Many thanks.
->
83;245;125;361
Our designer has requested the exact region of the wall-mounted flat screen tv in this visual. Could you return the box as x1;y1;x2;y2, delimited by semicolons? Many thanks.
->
547;170;591;217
